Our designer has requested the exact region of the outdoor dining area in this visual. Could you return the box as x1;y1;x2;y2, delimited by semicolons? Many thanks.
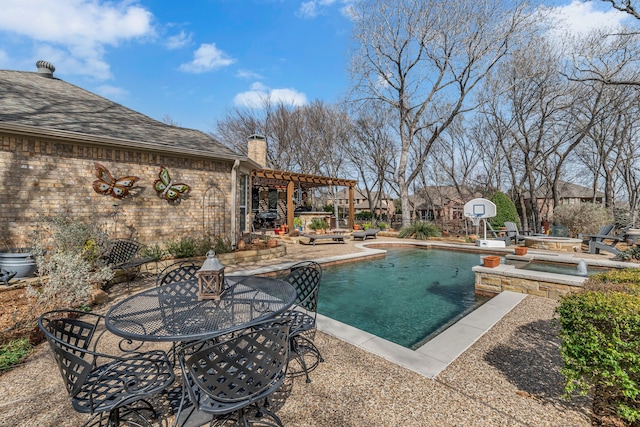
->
37;256;323;427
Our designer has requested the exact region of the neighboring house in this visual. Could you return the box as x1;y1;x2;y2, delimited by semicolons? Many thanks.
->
410;185;480;230
526;180;605;220
330;188;393;217
0;61;259;248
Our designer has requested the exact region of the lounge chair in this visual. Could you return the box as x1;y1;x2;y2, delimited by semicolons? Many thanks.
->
485;222;512;246
504;222;526;245
300;233;346;245
352;228;380;241
578;224;614;245
581;225;627;256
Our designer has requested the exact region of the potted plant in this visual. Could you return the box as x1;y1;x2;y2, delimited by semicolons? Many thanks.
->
483;256;501;268
294;217;303;232
514;246;528;256
309;219;328;234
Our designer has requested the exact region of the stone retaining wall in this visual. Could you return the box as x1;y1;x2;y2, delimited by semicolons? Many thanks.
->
474;264;586;300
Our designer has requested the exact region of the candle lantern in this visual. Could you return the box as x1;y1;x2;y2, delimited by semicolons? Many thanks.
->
196;250;226;301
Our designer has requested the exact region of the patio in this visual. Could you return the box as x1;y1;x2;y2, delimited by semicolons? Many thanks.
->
0;236;592;426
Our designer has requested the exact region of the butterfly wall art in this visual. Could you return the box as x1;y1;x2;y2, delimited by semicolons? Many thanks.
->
154;167;191;201
92;163;140;198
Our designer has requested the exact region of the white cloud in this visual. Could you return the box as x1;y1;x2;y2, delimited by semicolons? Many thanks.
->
234;82;307;108
0;0;154;80
297;0;353;19
547;0;630;36
236;69;264;80
298;1;319;18
95;84;129;100
166;30;192;50
179;43;236;73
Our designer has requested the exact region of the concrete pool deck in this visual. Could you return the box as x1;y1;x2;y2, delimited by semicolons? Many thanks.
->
0;236;594;426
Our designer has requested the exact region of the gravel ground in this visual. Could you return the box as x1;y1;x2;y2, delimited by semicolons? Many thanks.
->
0;237;593;426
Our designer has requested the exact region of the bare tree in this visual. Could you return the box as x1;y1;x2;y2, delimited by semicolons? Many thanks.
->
345;102;398;222
160;114;181;127
214;98;300;170
594;0;640;19
348;0;535;227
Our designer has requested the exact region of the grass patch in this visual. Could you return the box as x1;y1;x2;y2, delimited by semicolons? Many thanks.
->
0;338;33;372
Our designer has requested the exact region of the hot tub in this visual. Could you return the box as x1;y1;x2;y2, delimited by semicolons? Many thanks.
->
523;236;583;252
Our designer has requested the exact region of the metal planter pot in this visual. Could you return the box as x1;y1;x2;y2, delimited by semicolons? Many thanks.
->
0;251;37;278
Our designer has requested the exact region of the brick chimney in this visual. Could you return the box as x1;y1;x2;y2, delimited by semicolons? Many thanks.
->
247;134;267;168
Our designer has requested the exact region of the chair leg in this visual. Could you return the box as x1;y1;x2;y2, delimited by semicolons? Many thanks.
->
288;335;322;383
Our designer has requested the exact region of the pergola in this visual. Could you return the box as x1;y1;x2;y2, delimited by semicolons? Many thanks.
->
251;168;357;232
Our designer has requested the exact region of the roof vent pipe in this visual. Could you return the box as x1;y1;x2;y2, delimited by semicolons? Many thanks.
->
36;60;55;78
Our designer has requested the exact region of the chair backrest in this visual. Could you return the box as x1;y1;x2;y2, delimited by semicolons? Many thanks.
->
156;260;200;290
102;239;141;267
504;222;520;237
179;319;291;406
598;224;615;236
38;310;103;397
283;261;322;312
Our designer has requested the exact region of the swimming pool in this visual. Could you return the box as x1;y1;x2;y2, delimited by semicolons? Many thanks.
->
318;247;490;349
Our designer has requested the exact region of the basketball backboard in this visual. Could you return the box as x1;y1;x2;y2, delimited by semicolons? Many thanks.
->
463;198;497;219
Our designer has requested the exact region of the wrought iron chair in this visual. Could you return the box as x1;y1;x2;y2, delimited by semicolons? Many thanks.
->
38;309;175;427
101;239;156;281
174;319;291;427
156;260;200;289
155;261;203;361
278;260;323;383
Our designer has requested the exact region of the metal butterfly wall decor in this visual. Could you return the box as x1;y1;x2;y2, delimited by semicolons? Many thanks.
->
154;167;191;201
92;163;140;198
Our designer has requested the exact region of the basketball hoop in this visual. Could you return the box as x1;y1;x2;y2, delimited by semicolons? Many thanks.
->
470;216;481;227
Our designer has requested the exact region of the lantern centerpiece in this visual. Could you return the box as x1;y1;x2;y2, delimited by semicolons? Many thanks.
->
196;250;226;301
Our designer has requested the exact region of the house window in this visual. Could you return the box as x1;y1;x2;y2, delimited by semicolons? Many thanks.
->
239;174;247;233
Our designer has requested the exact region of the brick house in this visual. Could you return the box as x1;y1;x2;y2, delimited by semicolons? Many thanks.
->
0;61;259;249
410;185;479;229
329;188;393;218
526;180;606;220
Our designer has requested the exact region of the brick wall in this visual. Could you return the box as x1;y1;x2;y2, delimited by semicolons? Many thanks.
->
0;132;237;248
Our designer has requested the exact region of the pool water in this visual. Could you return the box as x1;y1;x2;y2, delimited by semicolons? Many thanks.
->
519;261;608;276
318;248;490;349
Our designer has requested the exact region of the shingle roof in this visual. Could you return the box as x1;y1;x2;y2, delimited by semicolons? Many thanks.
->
0;68;242;159
532;180;605;199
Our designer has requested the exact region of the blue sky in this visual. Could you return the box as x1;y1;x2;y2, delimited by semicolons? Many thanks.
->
0;1;633;134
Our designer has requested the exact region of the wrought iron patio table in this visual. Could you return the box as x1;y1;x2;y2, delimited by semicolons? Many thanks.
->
104;275;297;343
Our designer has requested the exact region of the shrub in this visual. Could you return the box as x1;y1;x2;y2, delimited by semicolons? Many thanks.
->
28;217;114;309
557;269;640;423
0;338;32;373
165;236;217;258
355;211;373;221
362;222;372;231
308;218;328;231
552;202;613;238
488;192;519;229
139;243;165;261
211;236;232;254
377;222;389;231
165;236;197;258
398;222;441;240
620;246;640;262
